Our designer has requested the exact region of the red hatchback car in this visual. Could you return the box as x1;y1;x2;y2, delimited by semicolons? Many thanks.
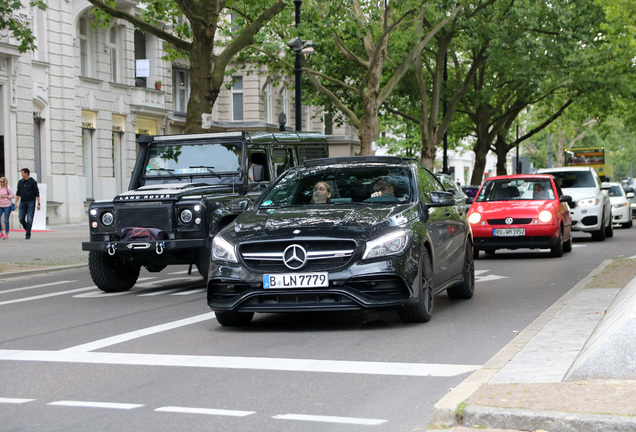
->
467;174;573;258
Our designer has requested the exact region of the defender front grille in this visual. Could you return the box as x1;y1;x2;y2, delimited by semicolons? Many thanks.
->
116;206;172;231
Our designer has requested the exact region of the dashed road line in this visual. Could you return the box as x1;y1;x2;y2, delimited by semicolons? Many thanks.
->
273;413;387;425
0;281;75;295
48;400;144;410
0;397;35;404
0;287;94;306
155;406;255;417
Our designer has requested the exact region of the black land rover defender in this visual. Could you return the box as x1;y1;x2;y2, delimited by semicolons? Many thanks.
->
82;130;328;292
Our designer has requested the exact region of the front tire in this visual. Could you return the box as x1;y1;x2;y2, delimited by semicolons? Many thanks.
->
550;231;564;257
88;251;140;292
447;242;475;299
592;214;606;241
563;231;573;253
215;311;254;327
605;217;614;238
398;248;434;323
197;238;212;281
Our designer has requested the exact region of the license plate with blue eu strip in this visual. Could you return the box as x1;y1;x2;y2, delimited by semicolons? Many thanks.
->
263;272;329;289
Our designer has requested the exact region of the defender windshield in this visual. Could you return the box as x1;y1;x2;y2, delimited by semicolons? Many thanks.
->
259;165;413;207
476;178;555;201
143;142;241;184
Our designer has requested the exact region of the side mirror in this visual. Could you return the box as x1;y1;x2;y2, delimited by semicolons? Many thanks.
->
429;191;456;207
627;192;635;199
601;182;611;190
562;195;575;208
418;202;429;223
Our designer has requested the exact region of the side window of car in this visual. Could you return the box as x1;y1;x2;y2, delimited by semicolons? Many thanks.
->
271;147;294;178
554;180;564;199
418;167;444;201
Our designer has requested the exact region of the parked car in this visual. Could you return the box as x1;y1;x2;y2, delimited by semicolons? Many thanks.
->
467;174;573;258
537;166;612;241
207;156;475;326
607;182;632;228
461;185;480;201
82;131;329;292
435;173;472;212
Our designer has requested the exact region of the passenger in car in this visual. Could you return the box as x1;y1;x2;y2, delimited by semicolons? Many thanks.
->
533;184;550;199
312;181;332;204
370;176;395;198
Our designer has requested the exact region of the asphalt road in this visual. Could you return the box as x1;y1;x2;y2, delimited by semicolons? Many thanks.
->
2;227;636;432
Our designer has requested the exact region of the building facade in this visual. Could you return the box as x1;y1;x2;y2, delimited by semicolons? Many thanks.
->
0;0;359;226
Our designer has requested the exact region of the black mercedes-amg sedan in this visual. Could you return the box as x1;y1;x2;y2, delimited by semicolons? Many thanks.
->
207;156;474;326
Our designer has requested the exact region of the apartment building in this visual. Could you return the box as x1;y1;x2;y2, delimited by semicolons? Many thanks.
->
0;0;359;226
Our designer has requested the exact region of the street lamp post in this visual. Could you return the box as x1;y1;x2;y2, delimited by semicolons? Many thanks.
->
293;0;302;131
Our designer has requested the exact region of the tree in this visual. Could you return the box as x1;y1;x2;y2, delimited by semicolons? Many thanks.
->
86;0;287;132
1;0;46;53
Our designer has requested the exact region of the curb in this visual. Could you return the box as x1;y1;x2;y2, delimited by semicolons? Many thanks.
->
430;259;615;428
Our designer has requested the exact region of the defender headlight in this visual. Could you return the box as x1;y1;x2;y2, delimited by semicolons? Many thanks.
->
212;236;238;263
538;210;553;223
363;230;409;260
468;212;481;224
577;198;599;207
180;209;193;224
101;212;114;226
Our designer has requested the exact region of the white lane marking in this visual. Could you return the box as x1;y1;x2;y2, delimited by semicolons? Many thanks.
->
0;287;94;306
171;289;205;296
74;291;131;298
474;270;489;276
0;397;35;404
60;312;217;352
0;281;75;295
138;289;182;296
273;413;387;425
135;278;195;288
155;406;255;417
48;400;143;410
168;270;197;275
0;350;480;377
475;274;508;283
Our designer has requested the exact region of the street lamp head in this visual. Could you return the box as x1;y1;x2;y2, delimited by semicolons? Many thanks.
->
287;38;304;52
301;40;314;55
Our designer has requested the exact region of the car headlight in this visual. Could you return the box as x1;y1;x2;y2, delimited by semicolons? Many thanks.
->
612;202;627;208
538;210;553;223
363;230;409;260
468;212;481;224
101;212;114;226
577;198;599;207
212;236;238;263
180;209;193;224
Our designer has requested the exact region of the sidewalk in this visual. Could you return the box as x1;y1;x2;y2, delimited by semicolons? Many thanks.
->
0;223;89;275
428;258;636;432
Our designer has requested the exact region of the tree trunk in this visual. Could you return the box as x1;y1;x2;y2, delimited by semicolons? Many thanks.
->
495;135;509;175
185;23;216;133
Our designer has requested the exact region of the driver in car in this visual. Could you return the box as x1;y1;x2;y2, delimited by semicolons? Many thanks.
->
533;183;550;199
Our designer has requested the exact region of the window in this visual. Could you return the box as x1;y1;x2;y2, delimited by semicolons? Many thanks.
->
324;113;333;135
78;17;95;77
263;81;273;123
112;132;123;194
232;76;244;121
173;68;190;115
82;128;94;199
108;26;121;82
134;29;147;87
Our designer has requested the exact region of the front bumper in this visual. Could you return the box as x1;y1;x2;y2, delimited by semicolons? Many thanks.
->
472;224;560;250
207;254;419;313
612;205;630;224
82;238;206;253
570;206;604;232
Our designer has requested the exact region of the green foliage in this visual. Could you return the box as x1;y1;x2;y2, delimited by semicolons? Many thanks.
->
0;0;46;53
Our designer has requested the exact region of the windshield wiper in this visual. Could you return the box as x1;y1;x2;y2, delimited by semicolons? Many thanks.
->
190;166;221;179
147;168;180;181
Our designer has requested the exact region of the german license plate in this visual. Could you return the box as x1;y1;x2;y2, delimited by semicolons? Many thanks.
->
263;272;329;289
493;228;525;236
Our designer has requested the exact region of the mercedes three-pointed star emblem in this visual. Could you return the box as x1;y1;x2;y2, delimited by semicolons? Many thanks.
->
283;244;307;270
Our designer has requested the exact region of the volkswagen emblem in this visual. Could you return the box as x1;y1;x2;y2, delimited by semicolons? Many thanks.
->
505;217;514;225
283;244;307;270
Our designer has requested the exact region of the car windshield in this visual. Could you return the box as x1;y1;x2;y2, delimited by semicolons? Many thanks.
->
548;171;595;188
259;165;413;207
476;178;555;201
609;186;624;197
143;142;241;184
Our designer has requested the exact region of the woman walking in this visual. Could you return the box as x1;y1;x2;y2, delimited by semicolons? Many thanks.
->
0;177;15;239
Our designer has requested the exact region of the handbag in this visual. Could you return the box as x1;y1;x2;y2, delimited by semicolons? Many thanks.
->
11;202;15;211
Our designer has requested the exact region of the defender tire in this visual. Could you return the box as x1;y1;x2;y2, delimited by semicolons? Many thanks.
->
447;242;475;299
398;248;434;323
89;251;140;292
